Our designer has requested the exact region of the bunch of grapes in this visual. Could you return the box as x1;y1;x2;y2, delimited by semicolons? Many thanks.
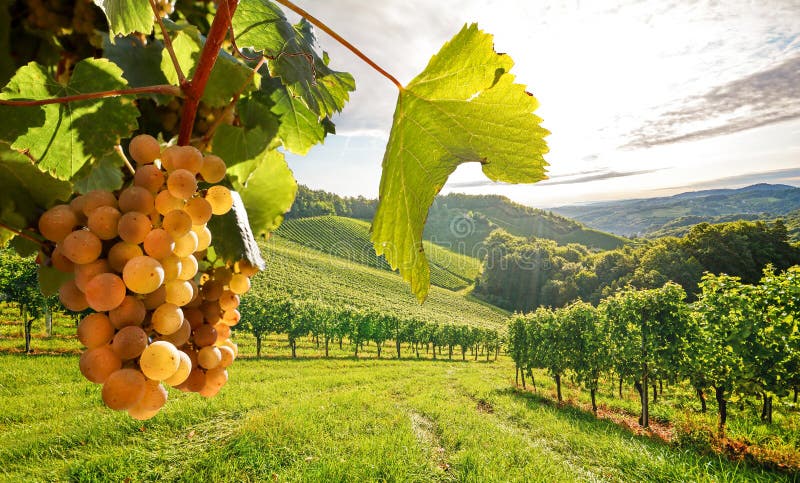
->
38;135;257;420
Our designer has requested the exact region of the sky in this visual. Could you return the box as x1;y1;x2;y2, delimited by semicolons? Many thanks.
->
282;0;800;208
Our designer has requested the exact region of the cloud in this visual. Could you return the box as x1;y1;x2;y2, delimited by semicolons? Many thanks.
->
657;167;800;192
625;54;800;148
445;168;663;189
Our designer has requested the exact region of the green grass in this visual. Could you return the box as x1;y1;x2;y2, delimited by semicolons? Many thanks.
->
276;216;482;291
1;352;790;482
256;237;507;330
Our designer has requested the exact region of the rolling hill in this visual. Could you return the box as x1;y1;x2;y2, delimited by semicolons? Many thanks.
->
254;236;508;330
275;216;481;291
552;183;800;237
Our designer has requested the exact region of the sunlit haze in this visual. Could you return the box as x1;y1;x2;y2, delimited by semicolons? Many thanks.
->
283;0;800;207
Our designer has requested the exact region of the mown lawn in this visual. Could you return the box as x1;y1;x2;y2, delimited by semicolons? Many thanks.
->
0;351;791;482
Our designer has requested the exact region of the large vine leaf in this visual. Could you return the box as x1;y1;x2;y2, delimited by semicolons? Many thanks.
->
0;58;140;180
270;87;325;155
160;24;257;107
93;0;154;37
103;34;171;104
232;0;355;117
73;152;125;194
207;191;266;270
235;149;297;237
0;143;71;245
371;24;549;302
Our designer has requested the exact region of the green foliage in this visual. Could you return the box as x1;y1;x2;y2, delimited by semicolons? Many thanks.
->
372;24;549;302
93;0;153;37
0;58;139;179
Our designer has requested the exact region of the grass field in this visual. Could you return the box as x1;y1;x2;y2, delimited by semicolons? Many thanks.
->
2;351;792;482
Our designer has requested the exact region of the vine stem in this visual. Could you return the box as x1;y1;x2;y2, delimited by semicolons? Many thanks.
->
0;222;46;247
0;85;181;107
273;0;404;90
177;0;239;145
149;0;187;85
114;145;136;175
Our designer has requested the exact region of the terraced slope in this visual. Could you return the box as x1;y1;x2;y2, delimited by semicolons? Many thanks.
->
276;216;482;291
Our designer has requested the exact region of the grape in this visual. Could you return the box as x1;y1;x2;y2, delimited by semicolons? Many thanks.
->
197;346;221;370
165;279;193;306
183;308;204;330
162;209;192;238
139;341;181;380
171;146;203;174
206;185;233;215
184;281;201;308
108;242;143;273
221;309;241;326
128;134;161;165
85;273;127;311
61;230;102;264
81;190;118;217
219;339;238;358
154;190;184;215
77;313;115;349
163;351;192;387
200;280;223;301
119;186;155;214
180;368;206;393
123;256;165;294
213;267;233;285
111;326;148;360
152;303;183;335
143;228;174;260
236;259;260;277
218;291;239;312
74;258;110;292
177;255;198;280
193;224;212;251
193;323;217;347
109;295;147;329
50;245;75;273
118;211;152;244
128;380;168;420
229;273;251;295
204;367;228;392
38;204;78;242
166;169;198;200
143;285;167;310
69;195;88;221
79;345;122;383
218;345;235;368
161;255;182;281
214;322;231;341
134;164;165;194
200;154;226;183
161;318;191;347
200;301;222;324
59;279;89;312
160;145;180;172
184;198;212;225
87;205;121;240
102;368;146;410
173;231;198;257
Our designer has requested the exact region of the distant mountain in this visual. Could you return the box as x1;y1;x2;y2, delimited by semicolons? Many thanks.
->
551;184;800;237
287;186;629;253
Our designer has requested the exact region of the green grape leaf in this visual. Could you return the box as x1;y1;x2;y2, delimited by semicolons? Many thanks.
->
207;191;266;270
0;143;71;245
232;0;355;117
0;59;139;180
371;24;549;302
93;0;154;37
160;25;256;107
73;152;125;194
38;264;73;297
270;87;325;155
236;149;297;237
103;34;171;104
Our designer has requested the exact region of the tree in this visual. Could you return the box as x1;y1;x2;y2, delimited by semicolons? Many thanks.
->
692;274;754;434
239;296;292;358
0;249;46;352
560;302;609;414
602;282;689;428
